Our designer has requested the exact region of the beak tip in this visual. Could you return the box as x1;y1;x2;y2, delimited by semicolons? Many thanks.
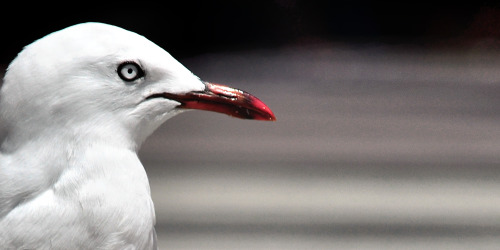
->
247;97;276;122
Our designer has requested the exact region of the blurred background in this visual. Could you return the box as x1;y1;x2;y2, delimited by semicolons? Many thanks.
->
2;2;500;249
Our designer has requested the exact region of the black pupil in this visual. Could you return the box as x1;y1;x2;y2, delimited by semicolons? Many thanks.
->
127;67;134;74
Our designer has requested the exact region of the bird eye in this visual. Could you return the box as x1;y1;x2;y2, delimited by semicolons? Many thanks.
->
117;62;144;81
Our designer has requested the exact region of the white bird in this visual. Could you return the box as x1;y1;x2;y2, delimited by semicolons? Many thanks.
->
0;22;275;249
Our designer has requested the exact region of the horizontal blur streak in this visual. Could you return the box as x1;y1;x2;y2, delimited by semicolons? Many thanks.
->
153;175;500;227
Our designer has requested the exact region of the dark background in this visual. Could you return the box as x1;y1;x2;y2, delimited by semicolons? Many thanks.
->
2;2;500;64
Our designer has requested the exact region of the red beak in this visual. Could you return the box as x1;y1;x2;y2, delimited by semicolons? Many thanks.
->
159;82;276;121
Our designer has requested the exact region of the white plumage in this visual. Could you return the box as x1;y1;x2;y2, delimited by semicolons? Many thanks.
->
0;22;275;249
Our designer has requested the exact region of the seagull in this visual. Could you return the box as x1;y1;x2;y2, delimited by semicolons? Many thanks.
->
0;22;275;249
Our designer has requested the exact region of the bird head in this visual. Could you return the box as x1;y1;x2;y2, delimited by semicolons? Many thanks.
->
0;23;275;150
